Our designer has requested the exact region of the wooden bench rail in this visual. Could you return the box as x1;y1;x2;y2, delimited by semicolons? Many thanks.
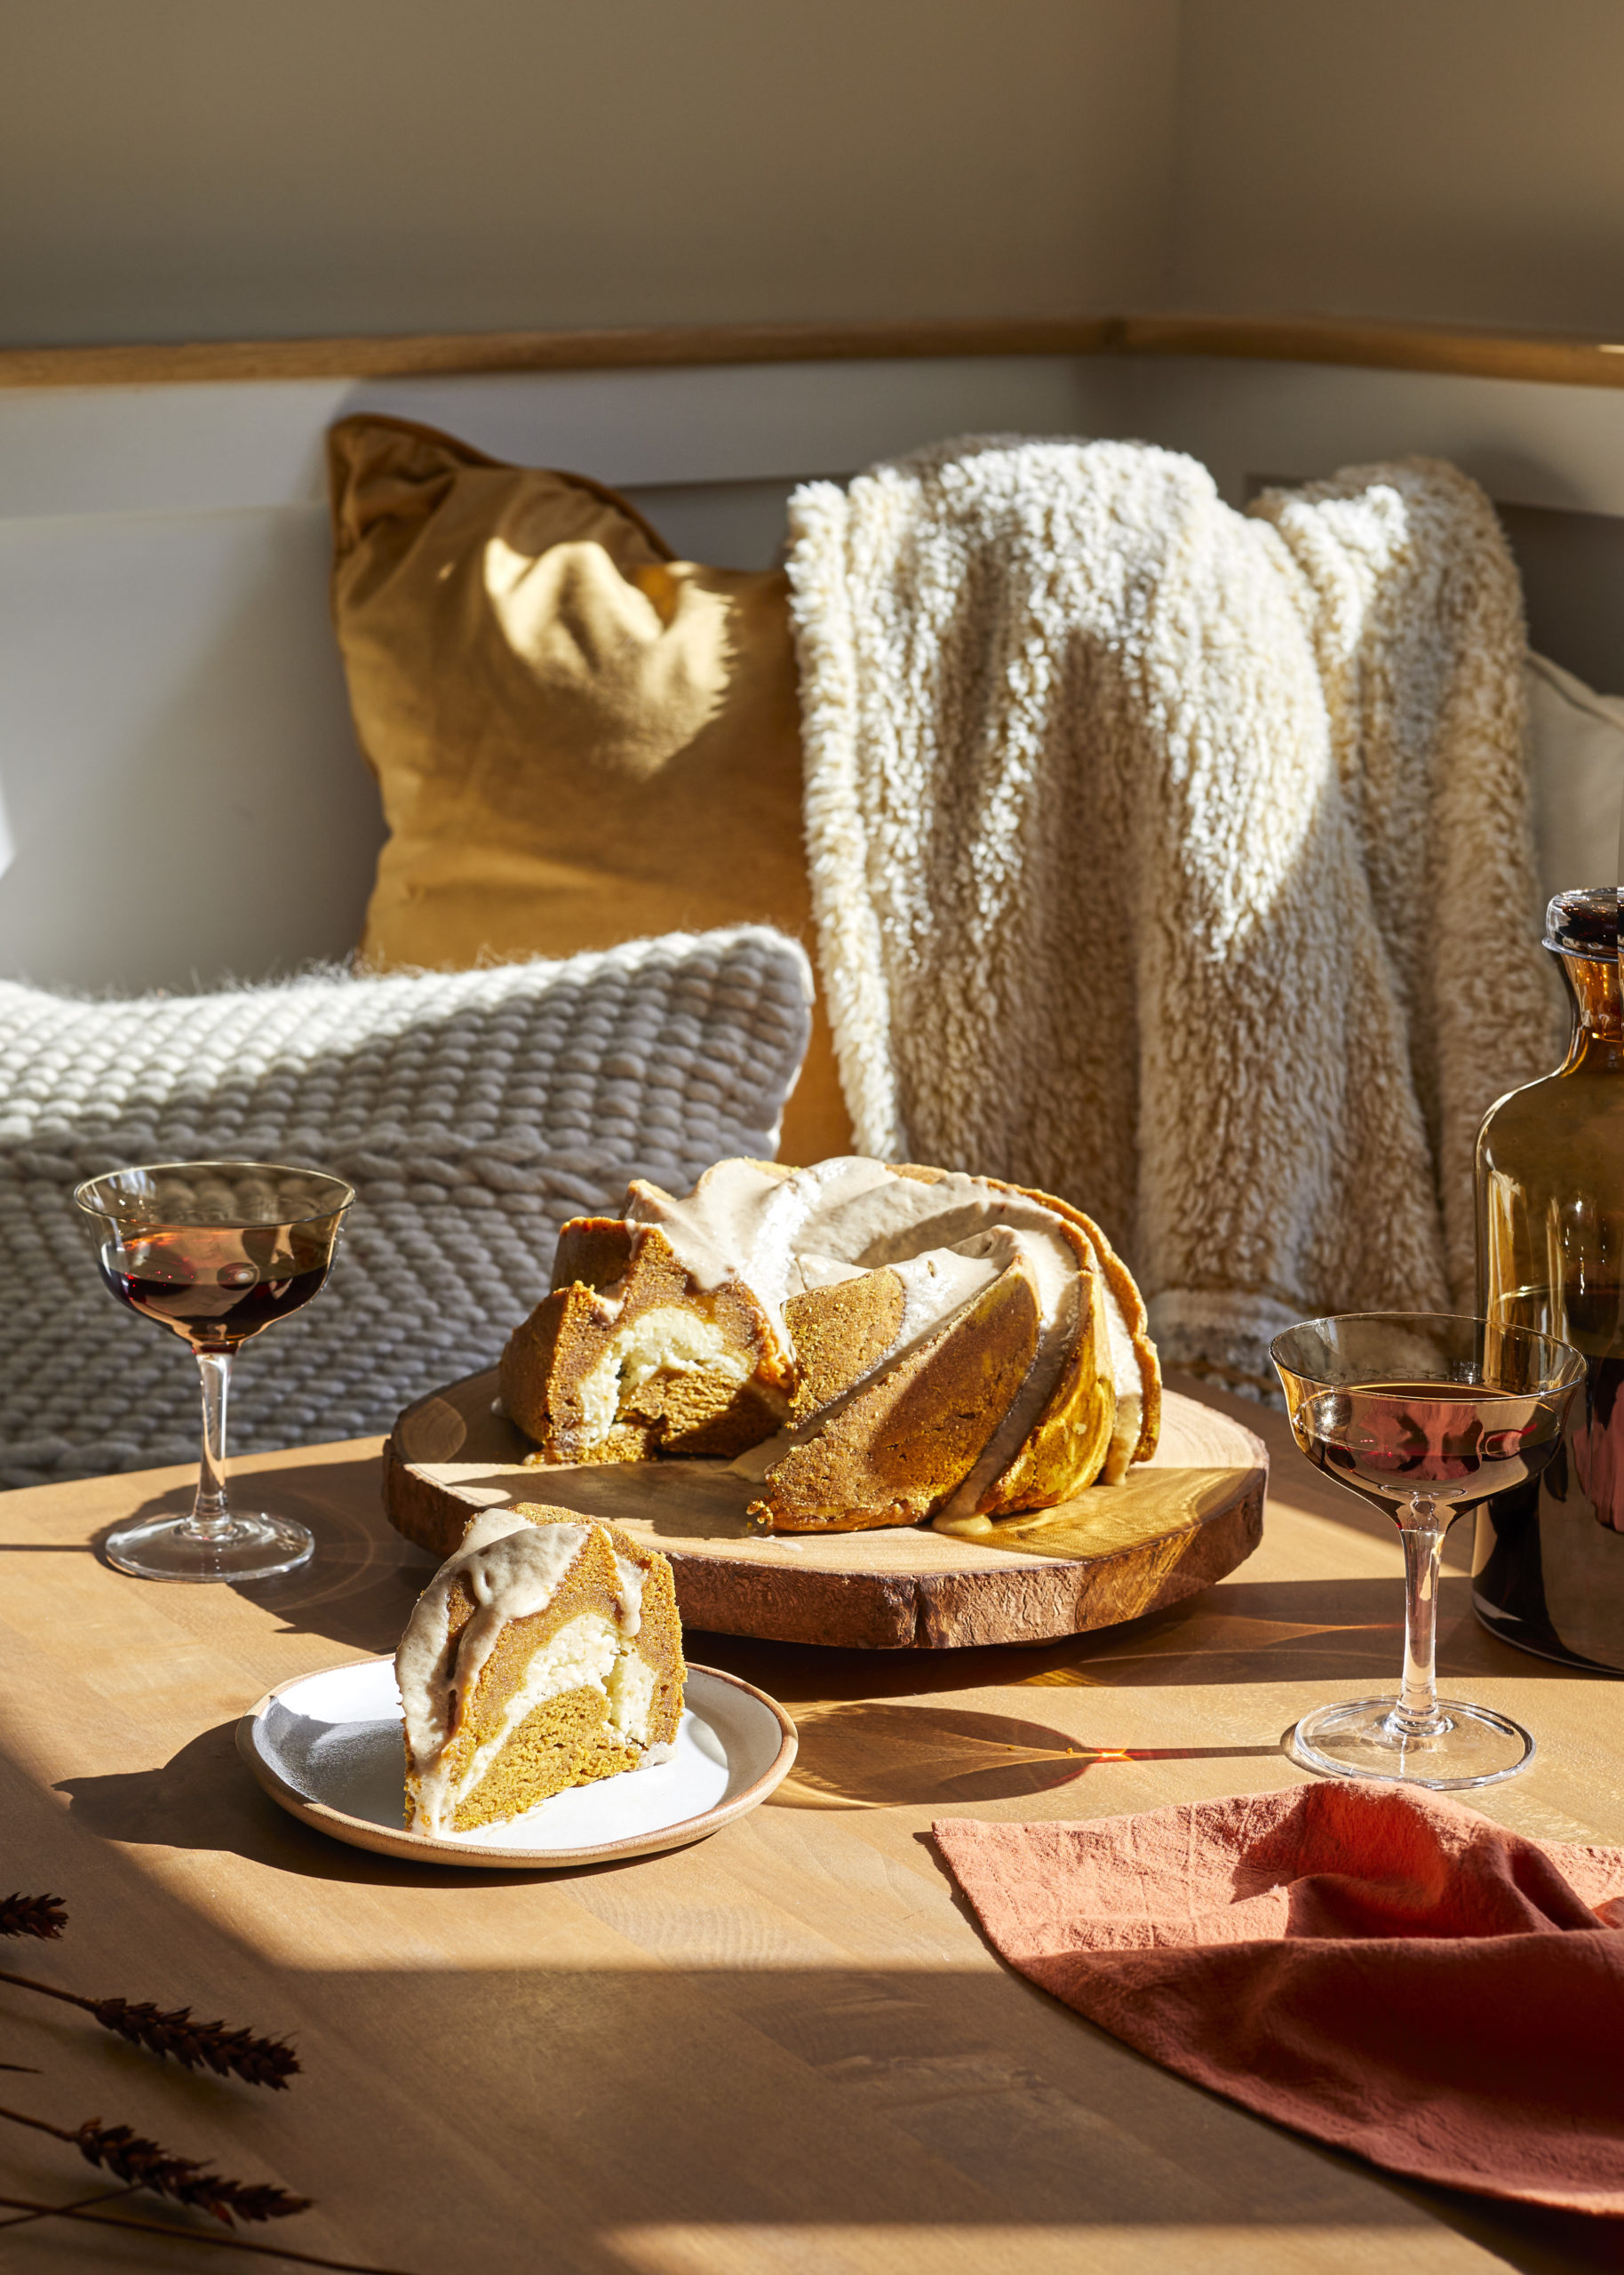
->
7;312;1624;391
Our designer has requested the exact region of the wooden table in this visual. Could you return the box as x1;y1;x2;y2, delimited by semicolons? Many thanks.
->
3;1377;1621;2275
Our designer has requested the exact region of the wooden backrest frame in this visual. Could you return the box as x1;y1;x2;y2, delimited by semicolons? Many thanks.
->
11;313;1624;392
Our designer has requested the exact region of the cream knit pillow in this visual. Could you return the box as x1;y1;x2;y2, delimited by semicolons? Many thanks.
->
0;929;811;1486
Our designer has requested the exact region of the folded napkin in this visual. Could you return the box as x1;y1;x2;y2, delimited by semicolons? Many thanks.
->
934;1781;1624;2212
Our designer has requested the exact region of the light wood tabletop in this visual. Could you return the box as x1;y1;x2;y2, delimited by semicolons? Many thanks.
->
2;1377;1621;2275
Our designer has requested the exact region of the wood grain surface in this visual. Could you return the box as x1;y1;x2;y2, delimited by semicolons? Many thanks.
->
1;1376;1621;2274
10;312;1624;391
386;1373;1266;1650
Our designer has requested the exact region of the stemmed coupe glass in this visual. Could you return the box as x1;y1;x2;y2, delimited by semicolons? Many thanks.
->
1271;1312;1585;1789
75;1161;354;1584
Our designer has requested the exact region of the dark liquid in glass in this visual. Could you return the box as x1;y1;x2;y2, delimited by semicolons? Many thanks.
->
1301;1380;1564;1518
100;1230;329;1348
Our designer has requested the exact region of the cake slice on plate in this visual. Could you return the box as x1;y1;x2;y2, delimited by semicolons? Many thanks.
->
396;1504;685;1837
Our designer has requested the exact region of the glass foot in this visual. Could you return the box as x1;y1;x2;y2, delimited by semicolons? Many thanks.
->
104;1513;314;1585
1286;1695;1534;1791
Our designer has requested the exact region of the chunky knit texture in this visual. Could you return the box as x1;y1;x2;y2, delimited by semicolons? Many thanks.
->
0;930;812;1486
787;440;1558;1400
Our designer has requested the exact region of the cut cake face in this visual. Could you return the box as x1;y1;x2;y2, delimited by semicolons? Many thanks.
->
396;1504;685;1837
496;1156;1161;1533
500;1206;795;1465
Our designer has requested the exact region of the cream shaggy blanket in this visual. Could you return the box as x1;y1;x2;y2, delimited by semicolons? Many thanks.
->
786;440;1557;1399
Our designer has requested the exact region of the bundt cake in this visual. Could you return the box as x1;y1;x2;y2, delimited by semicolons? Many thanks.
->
396;1504;685;1835
498;1156;1160;1535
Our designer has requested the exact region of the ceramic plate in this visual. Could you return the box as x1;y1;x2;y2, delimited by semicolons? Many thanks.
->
236;1657;797;1868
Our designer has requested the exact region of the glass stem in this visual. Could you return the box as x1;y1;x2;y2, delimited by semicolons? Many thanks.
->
187;1347;237;1541
1389;1493;1450;1738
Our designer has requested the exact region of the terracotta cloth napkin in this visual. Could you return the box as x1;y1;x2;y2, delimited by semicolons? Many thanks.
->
934;1780;1624;2212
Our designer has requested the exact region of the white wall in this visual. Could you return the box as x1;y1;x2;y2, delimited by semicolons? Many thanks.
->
12;2;1624;994
1170;0;1624;337
11;4;1624;352
1;0;1180;346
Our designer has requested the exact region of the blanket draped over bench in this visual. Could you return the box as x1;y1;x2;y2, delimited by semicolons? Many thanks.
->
787;440;1557;1398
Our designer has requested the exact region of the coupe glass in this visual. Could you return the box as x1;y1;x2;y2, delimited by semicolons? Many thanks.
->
1270;1312;1585;1789
75;1161;354;1583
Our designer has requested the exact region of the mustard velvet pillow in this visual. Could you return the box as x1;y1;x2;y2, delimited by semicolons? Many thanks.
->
326;414;851;1165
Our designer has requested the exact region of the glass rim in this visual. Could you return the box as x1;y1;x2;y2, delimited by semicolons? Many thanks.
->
72;1158;355;1232
1269;1308;1587;1391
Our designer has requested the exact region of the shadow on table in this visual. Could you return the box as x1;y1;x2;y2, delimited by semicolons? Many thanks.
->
692;1565;1578;1715
776;1700;1284;1809
1388;2176;1624;2275
50;1696;1276;1866
99;1457;438;1653
93;1458;1577;1711
23;1767;1624;2275
52;1720;649;1890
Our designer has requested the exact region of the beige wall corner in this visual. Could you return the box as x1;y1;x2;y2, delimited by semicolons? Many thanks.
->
1167;0;1624;338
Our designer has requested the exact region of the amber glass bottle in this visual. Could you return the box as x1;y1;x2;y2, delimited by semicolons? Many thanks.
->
1474;887;1624;1670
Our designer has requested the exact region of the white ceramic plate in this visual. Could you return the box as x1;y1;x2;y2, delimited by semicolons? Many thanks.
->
236;1657;797;1868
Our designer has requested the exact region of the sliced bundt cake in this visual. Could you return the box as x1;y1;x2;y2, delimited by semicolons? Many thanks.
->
498;1156;1161;1534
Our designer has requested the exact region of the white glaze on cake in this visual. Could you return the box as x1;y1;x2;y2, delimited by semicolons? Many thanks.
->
582;1155;1155;1519
636;1159;1088;1513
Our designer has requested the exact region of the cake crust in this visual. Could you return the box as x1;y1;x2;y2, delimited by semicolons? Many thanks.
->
1015;1182;1163;1475
886;1165;1121;1515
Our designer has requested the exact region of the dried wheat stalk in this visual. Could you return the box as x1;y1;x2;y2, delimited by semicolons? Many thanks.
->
0;2194;414;2272
0;1895;67;1942
0;2103;308;2225
0;1970;299;2087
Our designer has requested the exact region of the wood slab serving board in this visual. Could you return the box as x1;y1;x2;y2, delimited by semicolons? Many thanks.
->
386;1370;1267;1649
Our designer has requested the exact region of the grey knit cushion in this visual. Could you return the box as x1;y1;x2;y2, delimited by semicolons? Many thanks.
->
0;929;812;1487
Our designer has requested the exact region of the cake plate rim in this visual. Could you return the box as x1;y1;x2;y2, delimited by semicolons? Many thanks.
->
235;1658;798;1870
